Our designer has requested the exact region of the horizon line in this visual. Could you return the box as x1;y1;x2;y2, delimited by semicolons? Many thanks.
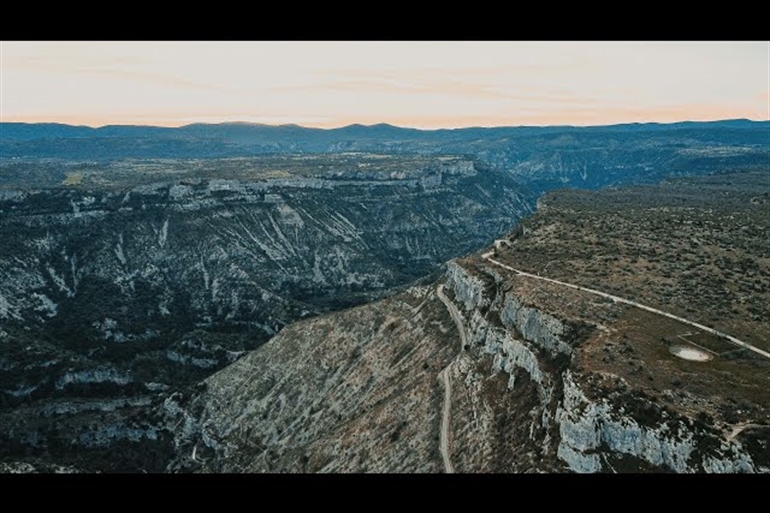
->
2;117;769;132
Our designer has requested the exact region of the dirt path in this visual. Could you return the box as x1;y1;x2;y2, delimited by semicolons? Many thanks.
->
437;366;454;474
436;284;466;474
727;422;765;442
481;251;770;361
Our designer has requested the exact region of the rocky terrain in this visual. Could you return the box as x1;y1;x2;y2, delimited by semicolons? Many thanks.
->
0;120;768;472
0;154;532;471
4;120;769;194
164;172;769;473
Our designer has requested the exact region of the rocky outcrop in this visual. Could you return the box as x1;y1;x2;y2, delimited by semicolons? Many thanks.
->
500;295;573;356
440;256;767;472
555;370;759;473
56;368;132;391
440;258;766;473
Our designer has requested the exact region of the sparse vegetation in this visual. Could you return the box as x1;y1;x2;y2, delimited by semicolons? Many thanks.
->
496;171;770;350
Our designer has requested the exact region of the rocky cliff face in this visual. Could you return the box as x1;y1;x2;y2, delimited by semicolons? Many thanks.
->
0;155;533;471
442;200;768;473
555;369;758;473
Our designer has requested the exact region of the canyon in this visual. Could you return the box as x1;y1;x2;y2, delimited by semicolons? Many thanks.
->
0;120;768;472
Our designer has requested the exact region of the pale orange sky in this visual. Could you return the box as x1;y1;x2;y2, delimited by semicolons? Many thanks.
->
1;41;768;129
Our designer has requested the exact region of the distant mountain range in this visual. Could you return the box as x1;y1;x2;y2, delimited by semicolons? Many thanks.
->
0;119;766;169
2;118;767;141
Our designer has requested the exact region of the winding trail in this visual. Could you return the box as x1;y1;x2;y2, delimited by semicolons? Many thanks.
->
436;284;467;474
481;250;770;361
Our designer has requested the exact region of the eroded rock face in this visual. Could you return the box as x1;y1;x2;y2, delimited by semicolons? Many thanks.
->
0;157;534;471
164;286;454;473
556;370;695;473
444;260;767;473
554;369;762;473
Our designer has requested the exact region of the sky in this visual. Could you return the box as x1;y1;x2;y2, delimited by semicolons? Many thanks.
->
1;41;768;129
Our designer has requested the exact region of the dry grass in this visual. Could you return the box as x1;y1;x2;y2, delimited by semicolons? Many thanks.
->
495;171;770;351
